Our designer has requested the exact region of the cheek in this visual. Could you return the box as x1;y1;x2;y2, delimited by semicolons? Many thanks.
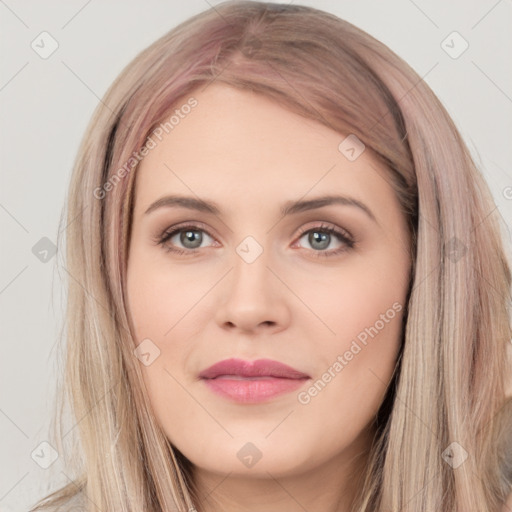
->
296;247;408;347
126;257;207;438
126;253;215;400
296;293;404;457
295;248;407;414
126;254;211;344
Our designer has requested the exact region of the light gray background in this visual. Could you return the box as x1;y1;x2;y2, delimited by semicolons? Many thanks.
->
1;1;511;510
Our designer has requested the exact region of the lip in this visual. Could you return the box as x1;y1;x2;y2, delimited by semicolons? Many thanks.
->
199;358;310;403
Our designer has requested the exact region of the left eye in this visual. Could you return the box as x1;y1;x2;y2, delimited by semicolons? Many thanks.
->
294;225;354;254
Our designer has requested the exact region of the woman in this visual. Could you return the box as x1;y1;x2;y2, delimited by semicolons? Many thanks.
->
30;1;512;511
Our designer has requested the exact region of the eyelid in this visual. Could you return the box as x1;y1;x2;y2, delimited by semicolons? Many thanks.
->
294;221;355;244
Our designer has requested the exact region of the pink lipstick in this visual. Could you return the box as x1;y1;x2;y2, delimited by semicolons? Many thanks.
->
199;357;310;403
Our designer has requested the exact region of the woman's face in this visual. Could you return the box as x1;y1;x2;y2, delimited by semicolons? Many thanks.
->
126;83;411;482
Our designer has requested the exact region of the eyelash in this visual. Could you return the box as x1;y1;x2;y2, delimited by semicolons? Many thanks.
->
155;222;355;258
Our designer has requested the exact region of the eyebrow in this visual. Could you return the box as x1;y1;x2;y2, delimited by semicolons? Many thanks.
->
144;194;376;222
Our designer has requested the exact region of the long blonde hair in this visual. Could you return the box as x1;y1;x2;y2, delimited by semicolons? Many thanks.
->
31;1;512;510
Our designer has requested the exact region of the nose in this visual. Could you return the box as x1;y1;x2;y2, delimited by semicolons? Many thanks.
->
214;245;291;334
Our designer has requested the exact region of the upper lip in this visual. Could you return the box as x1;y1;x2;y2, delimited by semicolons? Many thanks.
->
199;358;310;379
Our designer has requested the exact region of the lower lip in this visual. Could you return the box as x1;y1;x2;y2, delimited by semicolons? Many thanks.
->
201;376;308;403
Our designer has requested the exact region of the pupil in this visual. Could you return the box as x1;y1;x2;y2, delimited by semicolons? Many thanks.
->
181;230;202;248
309;231;329;250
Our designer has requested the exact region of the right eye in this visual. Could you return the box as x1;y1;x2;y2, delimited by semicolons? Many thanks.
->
156;223;218;254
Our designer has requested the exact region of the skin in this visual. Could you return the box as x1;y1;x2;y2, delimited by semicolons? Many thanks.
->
126;83;412;512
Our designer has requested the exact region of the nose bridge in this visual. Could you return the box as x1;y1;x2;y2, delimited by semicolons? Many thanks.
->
231;234;270;293
214;233;289;332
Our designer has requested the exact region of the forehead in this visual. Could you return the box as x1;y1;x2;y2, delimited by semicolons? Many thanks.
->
133;84;393;214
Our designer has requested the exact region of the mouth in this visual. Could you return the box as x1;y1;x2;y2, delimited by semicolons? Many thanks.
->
209;375;298;380
199;358;310;403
